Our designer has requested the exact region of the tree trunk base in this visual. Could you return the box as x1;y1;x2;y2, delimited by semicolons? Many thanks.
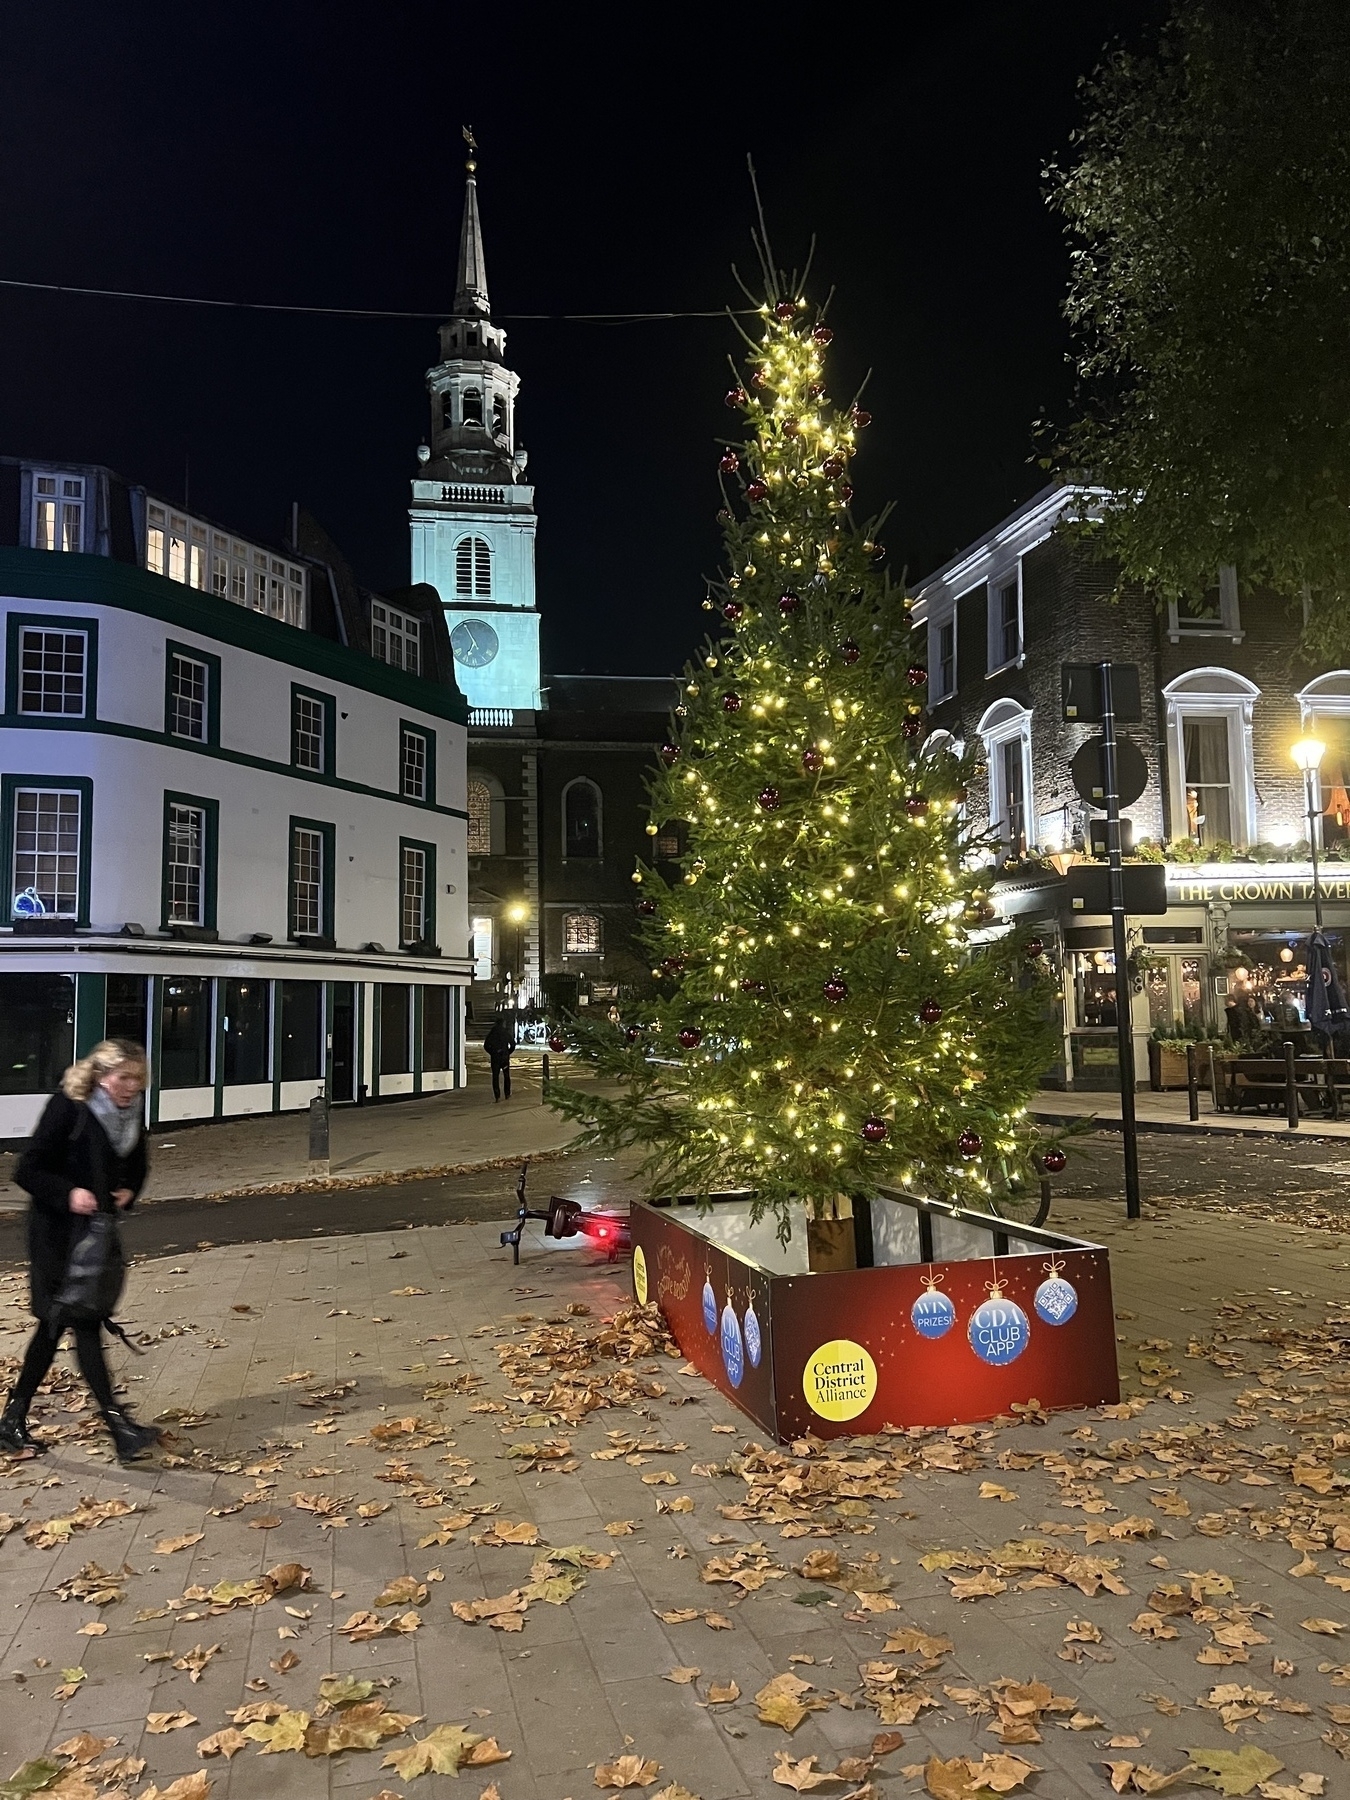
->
807;1216;857;1272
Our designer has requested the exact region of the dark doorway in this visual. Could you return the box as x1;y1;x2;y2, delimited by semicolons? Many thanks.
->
106;973;148;1048
330;982;355;1102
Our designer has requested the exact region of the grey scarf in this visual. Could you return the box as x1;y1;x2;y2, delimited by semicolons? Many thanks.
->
86;1085;143;1158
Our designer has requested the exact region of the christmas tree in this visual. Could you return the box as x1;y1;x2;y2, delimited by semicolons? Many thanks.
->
548;275;1060;1240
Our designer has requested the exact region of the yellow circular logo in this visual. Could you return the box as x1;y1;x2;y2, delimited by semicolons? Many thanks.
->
802;1338;878;1422
633;1244;649;1307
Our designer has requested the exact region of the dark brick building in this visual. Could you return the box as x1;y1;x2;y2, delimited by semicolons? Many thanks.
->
911;485;1350;1087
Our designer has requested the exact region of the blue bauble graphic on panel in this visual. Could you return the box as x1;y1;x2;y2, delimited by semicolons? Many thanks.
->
967;1282;1031;1367
911;1276;956;1341
720;1300;745;1388
702;1275;717;1335
1034;1257;1079;1326
743;1297;763;1369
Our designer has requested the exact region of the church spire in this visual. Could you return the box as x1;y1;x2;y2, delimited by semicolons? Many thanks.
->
454;127;490;316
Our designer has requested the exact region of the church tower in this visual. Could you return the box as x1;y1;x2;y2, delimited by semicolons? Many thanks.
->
409;147;541;714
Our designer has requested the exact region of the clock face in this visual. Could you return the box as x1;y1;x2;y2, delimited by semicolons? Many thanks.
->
450;618;500;668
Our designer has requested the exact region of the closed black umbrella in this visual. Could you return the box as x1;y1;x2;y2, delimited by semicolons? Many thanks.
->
1305;930;1349;1041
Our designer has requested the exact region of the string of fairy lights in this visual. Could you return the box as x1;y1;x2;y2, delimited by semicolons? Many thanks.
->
557;298;1058;1219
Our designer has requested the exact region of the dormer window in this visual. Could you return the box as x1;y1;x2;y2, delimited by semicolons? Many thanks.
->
466;328;478;348
462;387;484;426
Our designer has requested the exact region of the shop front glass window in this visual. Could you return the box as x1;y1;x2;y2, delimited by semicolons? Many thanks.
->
223;978;270;1085
280;981;321;1081
160;977;212;1089
1072;950;1120;1028
1224;930;1347;1032
0;973;74;1095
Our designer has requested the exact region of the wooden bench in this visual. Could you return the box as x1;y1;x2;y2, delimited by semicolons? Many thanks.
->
1217;1055;1349;1116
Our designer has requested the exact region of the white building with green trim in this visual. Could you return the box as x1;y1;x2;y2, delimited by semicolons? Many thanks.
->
0;457;471;1138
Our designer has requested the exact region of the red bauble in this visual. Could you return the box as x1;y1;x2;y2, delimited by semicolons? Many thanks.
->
723;692;743;713
778;590;801;615
900;715;923;740
660;955;686;977
822;972;849;1005
635;897;658;917
723;599;744;622
547;1034;567;1053
839;483;854;505
677;1026;703;1049
660;742;680;765
919;998;943;1024
807;381;825;399
840;637;860;665
719;450;739;474
957;1128;983;1160
851;406;872;427
821;456;845;479
905;794;929;817
745;479;768;503
774;300;796;321
908;666;929;689
1025;937;1045;960
624;1024;643;1044
1042;1147;1067;1174
725;386;747;408
739;977;766;996
757;786;781;811
861;1114;889;1145
781;417;800;437
802;747;824;773
812;324;834;345
751;369;769;388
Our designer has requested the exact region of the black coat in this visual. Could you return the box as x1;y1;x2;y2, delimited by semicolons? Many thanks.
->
483;1020;515;1060
13;1092;148;1320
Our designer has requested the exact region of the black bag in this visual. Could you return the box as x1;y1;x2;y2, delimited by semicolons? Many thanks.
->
52;1213;127;1325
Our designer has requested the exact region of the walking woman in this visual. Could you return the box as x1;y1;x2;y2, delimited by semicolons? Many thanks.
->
0;1039;159;1461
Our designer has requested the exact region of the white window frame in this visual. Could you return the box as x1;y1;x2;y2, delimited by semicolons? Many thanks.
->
11;787;82;918
400;844;428;945
400;726;428;801
1167;564;1244;643
293;693;326;773
976;698;1034;852
290;826;324;937
30;473;85;554
144;502;306;626
1297;671;1350;850
1162;667;1259;849
986;565;1023;675
166;802;206;925
454;535;492;599
563;911;603;956
169;651;209;742
17;625;88;717
372;600;422;675
927;609;957;701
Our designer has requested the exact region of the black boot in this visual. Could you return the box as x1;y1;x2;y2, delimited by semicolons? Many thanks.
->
102;1406;160;1462
0;1392;45;1456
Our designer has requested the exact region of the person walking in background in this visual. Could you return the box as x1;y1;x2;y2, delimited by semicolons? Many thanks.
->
483;1013;515;1102
0;1040;160;1462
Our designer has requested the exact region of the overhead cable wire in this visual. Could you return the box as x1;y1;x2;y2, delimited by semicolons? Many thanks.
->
0;275;756;323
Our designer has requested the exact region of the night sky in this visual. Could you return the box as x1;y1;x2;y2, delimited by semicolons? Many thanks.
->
0;2;1167;678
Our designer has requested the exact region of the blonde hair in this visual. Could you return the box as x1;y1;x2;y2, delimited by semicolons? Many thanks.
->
62;1038;148;1102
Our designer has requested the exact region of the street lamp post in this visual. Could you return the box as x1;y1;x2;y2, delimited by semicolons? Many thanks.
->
506;902;529;1003
1291;735;1327;928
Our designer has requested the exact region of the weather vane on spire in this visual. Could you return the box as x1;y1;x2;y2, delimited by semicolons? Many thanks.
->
462;124;478;173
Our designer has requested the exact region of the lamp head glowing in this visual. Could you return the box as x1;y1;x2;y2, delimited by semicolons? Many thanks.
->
506;902;528;924
1292;734;1327;773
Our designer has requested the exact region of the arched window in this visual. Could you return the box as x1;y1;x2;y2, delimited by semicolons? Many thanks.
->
1298;672;1350;846
1162;667;1259;849
492;395;507;437
563;778;602;860
461;387;483;426
454;536;492;598
976;698;1034;855
466;768;505;856
440;391;453;431
563;912;603;955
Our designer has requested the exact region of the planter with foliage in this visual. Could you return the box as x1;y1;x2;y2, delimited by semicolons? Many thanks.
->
549;268;1117;1427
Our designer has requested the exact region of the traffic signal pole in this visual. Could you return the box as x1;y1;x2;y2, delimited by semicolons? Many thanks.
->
1098;661;1142;1219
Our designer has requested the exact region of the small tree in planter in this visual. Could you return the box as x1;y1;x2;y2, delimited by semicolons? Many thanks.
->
548;278;1060;1258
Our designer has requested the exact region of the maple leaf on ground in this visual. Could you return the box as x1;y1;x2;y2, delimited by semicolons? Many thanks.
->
375;1577;429;1607
1185;1746;1285;1795
145;1712;198;1734
135;1776;212;1800
706;1680;740;1705
594;1755;662;1789
924;1753;1039;1798
303;1702;422;1757
317;1674;377;1708
50;1737;115;1766
946;1571;1008;1602
772;1755;847;1791
155;1532;206;1554
649;1786;700;1800
0;1760;63;1800
1300;1619;1345;1636
196;1730;249;1759
243;1710;310;1753
664;1667;701;1684
382;1724;491;1780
